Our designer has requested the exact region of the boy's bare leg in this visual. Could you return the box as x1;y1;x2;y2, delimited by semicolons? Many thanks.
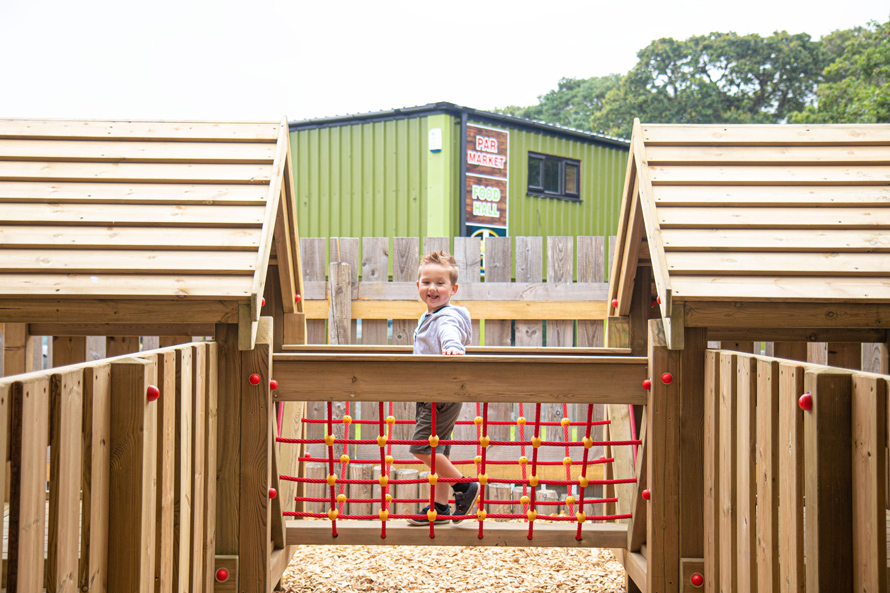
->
412;452;464;506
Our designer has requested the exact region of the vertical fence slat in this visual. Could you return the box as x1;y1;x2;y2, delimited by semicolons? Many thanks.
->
0;381;8;569
300;238;327;344
47;369;83;593
331;237;360;344
577;236;605;348
391;237;420;346
8;377;50;593
422;236;449;256
453;236;482;346
779;362;806;593
154;351;176;593
755;359;780;593
173;347;193;592
805;370;854;593
361;237;389;345
203;341;219;587
108;357;158;593
852;374;887;592
736;356;757;592
80;364;111;593
546;236;574;348
190;344;207;593
703;351;721;591
482;236;511;347
718;353;738;593
514;236;543;348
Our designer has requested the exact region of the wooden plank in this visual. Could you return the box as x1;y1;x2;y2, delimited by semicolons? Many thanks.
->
616;180;643;317
660;206;890;228
0;180;269;205
577;236;606;347
674;276;890;303
189;344;207;593
390;237;419;346
304;280;610;301
608;403;635;517
280;344;633;356
286;520;628;547
625;550;649;593
38;323;215;337
51;335;87;366
0;380;7;542
666;251;890;276
650;164;890;186
0;273;254;298
3;322;27;376
80;364;111;593
735;356;757;592
702;351;720;592
679;558;705;593
0;248;257;274
546;236;574;347
805;369;855;592
645;144;890;165
686;301;890;329
679;328;706;560
106;335;139;357
778;363;806;593
662;228;890;252
0;202;264;226
0;119;280;141
654;184;890;206
754;360;780;592
154;351;176;593
851;374;887;592
360;237;389;345
423;236;449;255
483;236;512;346
203;343;218;588
214;325;241;556
239;317;273;593
718;352;738;593
47;369;83;593
304;299;608;321
108;357;158;593
0;138;277;163
328;263;352;345
515;236;543;347
646;319;681;593
0;160;273;184
708;327;887;343
269;411;286;549
454;236;482;346
300;238;327;344
628;413;648;552
0;224;262;250
640;123;890;145
173;347;193;593
8;377;50;593
0;299;238;326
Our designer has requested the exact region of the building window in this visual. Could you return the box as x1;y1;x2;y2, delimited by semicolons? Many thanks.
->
527;152;581;201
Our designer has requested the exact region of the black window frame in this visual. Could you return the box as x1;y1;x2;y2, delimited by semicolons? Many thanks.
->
526;152;581;202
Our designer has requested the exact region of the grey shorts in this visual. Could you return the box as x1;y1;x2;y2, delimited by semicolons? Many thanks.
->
409;402;463;455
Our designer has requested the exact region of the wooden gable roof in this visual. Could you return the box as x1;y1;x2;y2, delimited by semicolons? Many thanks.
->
0;118;304;349
609;120;890;349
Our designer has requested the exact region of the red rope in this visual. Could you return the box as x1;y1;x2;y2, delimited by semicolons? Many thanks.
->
279;437;640;447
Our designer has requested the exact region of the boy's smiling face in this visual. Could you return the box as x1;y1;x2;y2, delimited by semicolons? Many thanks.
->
417;263;459;314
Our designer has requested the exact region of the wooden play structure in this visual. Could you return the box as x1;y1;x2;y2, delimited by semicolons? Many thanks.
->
0;118;888;593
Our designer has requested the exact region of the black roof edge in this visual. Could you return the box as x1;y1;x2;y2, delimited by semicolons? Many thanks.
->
288;102;630;149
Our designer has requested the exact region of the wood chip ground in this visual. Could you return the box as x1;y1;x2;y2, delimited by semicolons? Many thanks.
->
280;544;626;592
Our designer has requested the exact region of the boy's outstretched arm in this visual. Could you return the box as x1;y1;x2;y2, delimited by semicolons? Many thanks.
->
438;316;469;355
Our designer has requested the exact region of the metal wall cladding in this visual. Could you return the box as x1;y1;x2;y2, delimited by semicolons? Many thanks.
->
291;116;436;239
504;125;629;239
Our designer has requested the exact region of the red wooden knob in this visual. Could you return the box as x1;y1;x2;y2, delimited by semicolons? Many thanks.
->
650;299;656;308
146;385;160;402
661;372;673;384
642;489;651;501
270;379;278;390
657;296;661;304
249;374;261;385
691;573;703;587
261;297;266;307
269;487;277;499
216;568;229;582
642;378;651;390
799;392;813;412
295;294;302;303
611;298;618;308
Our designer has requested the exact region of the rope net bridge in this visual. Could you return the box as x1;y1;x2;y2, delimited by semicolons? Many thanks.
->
278;400;640;541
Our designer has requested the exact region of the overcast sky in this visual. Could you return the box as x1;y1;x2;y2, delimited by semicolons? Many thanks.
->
1;0;886;123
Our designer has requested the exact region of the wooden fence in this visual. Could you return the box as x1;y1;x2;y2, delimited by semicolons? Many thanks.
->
703;349;889;592
0;342;218;592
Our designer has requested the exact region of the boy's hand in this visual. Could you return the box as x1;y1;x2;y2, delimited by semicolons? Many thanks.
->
442;348;465;355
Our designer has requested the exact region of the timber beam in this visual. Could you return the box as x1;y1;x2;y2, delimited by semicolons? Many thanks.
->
707;327;888;343
685;302;890;329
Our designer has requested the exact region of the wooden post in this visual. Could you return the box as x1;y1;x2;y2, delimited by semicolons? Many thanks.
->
755;360;780;592
703;351;720;592
106;335;139;357
330;237;359;344
190;344;208;593
172;346;193;593
215;323;242;562
348;464;373;517
107;356;158;593
203;342;219;588
679;328;706;564
155;350;177;593
735;355;757;592
804;370;853;592
329;262;352;346
647;320;681;593
361;237;390;345
778;362;806;593
4;323;28;376
718;352;738;593
52;336;87;368
239;317;273;593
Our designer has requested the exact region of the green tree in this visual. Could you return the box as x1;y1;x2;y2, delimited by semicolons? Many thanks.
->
497;74;621;131
592;31;827;138
790;18;890;123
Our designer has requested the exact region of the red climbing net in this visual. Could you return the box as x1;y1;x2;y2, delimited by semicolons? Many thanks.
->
277;401;639;541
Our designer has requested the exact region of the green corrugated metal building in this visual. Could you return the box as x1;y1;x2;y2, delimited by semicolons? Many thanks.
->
289;102;629;241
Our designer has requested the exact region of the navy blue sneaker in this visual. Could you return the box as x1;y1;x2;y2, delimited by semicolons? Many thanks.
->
452;482;479;524
407;504;451;526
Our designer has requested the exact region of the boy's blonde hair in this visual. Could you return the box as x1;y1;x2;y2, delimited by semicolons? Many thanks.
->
418;250;459;284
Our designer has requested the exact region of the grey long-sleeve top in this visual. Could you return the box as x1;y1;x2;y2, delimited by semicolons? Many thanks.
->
412;305;472;354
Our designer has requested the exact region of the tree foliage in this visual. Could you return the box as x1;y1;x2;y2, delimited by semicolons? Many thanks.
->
498;74;621;131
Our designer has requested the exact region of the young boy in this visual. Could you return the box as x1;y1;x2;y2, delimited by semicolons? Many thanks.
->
406;250;479;526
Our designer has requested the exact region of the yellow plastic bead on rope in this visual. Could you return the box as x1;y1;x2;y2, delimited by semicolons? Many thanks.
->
428;435;439;448
565;496;576;505
337;494;347;503
473;416;483;426
478;474;488;485
474;455;482;464
324;434;335;447
518;456;528;465
575;511;586;523
326;474;337;486
579;476;589;488
527;510;537;522
328;509;338;521
479;435;490;448
476;509;487;521
582;437;594;449
562;456;573;467
561;417;571;428
428;473;438;485
385;494;392;502
516;416;527;426
379;509;389;521
385;455;394;465
427;509;438;522
531;436;542;448
386;415;396;425
529;476;539;487
376;435;388;447
520;495;530;506
342;415;352;426
340;454;350;465
378;475;389;487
